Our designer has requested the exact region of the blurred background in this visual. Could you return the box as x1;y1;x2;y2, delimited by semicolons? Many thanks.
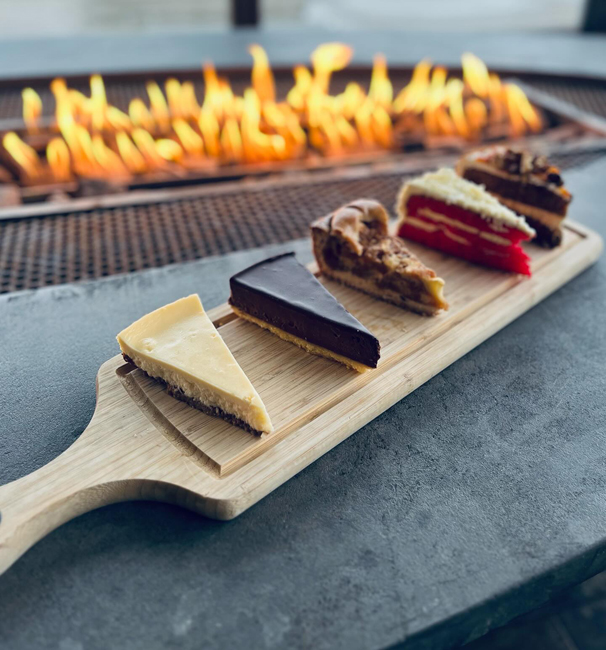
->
0;0;594;36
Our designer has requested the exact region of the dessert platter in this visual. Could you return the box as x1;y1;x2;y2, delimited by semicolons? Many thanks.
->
0;149;602;575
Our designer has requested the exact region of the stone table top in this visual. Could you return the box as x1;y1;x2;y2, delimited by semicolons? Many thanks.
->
0;156;605;649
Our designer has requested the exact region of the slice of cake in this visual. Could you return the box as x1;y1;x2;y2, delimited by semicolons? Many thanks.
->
117;294;273;435
396;168;536;276
456;147;572;248
311;199;448;316
229;252;380;372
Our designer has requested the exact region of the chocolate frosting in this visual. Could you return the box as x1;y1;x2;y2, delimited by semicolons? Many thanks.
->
229;253;380;368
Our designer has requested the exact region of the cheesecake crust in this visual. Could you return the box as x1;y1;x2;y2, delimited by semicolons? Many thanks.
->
122;353;266;436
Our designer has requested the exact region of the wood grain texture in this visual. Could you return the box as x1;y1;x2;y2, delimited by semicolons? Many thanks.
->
0;220;601;575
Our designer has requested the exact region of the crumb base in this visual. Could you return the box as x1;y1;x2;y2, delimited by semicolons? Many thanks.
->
122;353;265;436
230;306;374;373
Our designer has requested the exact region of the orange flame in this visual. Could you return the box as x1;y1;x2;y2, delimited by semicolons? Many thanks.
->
46;137;71;181
504;83;542;136
22;88;43;132
173;118;204;156
393;59;432;113
369;55;393;109
249;44;276;104
3;132;41;178
147;81;170;131
115;132;147;174
155;138;183;163
462;53;490;98
129;98;155;131
90;74;108;131
311;43;353;94
393;54;543;141
198;109;221;157
5;46;543;182
92;134;130;178
131;128;165;167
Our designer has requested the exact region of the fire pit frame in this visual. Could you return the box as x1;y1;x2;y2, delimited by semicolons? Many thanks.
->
0;70;604;295
1;64;606;220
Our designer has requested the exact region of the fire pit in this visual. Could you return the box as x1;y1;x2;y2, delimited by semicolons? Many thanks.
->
1;43;603;209
0;43;606;295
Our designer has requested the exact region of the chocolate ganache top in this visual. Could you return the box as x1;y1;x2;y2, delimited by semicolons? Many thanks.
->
229;252;380;367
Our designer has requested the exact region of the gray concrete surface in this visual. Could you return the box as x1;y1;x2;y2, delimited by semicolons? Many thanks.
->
0;31;606;81
0;157;604;649
0;0;584;36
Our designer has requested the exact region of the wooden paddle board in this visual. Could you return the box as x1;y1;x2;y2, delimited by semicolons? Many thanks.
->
0;220;601;575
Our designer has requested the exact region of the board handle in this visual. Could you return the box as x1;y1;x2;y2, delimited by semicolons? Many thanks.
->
0;431;126;576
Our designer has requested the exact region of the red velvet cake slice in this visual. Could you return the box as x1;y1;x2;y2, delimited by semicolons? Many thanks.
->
396;168;536;276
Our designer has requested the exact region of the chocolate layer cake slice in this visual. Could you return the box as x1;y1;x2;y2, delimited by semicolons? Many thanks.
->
457;147;572;248
311;199;448;316
117;294;273;436
397;168;536;276
229;253;380;372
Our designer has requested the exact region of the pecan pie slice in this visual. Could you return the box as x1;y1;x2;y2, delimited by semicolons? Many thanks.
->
311;199;448;316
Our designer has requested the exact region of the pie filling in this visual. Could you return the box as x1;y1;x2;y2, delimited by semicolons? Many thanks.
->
311;199;448;317
316;228;446;313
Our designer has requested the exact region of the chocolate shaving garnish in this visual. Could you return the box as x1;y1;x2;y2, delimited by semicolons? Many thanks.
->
485;147;564;186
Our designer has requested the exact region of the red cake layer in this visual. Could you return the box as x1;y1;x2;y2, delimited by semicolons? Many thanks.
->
398;195;533;276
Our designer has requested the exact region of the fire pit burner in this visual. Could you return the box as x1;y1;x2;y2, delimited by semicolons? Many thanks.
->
0;46;564;207
0;60;605;294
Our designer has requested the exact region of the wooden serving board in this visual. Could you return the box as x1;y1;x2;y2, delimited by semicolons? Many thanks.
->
0;220;602;575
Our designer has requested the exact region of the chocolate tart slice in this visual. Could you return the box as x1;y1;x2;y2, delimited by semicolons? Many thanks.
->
456;147;572;248
229;253;380;372
117;294;273;436
311;199;448;316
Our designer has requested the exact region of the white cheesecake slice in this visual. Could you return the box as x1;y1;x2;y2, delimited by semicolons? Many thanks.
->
117;294;273;435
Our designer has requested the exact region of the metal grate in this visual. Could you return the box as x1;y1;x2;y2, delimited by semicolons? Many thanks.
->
0;147;601;294
528;77;606;119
